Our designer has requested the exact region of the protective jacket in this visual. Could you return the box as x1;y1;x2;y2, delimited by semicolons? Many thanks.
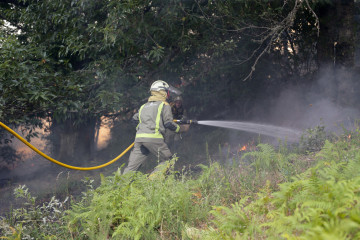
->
133;91;180;143
170;103;186;120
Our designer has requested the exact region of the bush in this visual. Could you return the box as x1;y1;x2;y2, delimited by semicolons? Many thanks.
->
192;130;360;239
3;127;360;239
0;185;68;239
299;124;328;153
66;159;226;239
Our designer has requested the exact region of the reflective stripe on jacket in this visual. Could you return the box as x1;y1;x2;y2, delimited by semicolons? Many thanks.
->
133;101;180;143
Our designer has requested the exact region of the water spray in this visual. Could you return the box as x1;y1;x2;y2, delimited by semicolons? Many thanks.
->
174;119;301;141
197;120;302;142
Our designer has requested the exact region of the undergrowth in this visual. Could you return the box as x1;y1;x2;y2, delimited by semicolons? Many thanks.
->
1;127;360;239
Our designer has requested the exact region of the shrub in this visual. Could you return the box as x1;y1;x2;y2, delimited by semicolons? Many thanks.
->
66;160;224;239
195;131;360;239
0;185;68;239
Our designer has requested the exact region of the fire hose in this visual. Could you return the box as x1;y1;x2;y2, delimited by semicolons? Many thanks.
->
0;121;134;171
0;119;197;171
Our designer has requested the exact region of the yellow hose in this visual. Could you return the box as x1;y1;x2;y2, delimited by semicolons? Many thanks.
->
0;121;134;171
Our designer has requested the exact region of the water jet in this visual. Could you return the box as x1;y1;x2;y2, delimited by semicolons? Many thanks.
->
197;120;302;142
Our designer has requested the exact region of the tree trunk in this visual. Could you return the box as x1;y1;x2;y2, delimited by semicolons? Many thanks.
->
335;0;355;68
317;0;355;69
317;2;337;68
50;117;97;166
316;0;356;107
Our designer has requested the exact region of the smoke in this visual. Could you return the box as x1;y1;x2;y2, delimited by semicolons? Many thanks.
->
208;66;360;156
251;67;360;133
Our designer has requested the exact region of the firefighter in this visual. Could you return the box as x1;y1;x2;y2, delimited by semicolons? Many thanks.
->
171;95;186;120
123;80;181;174
164;95;189;151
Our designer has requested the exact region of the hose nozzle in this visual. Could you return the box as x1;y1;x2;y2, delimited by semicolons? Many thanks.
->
173;119;198;124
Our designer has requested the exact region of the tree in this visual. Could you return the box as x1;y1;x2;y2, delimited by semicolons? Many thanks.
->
0;0;209;163
316;0;355;69
1;0;356;165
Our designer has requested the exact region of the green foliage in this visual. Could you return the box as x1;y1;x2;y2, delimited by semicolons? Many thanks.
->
66;160;221;239
0;185;68;239
192;130;360;239
299;124;328;153
241;143;303;182
0;1;358;238
3;128;360;239
0;0;322;129
242;143;278;174
210;197;251;237
0;34;54;126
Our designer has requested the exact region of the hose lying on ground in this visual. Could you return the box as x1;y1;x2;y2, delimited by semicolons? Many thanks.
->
0;121;134;171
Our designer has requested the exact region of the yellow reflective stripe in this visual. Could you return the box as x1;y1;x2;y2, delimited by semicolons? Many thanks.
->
136;133;163;138
155;102;164;135
175;124;180;133
137;104;145;129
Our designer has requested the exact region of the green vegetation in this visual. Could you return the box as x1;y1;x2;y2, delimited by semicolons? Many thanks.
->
1;1;359;238
1;126;360;239
0;0;344;133
1;0;357;169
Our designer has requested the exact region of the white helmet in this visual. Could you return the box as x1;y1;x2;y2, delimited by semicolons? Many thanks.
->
174;95;183;102
150;80;169;92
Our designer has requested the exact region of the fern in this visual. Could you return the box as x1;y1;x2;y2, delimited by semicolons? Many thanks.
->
209;197;251;237
7;127;360;239
66;159;224;239
204;134;360;239
242;143;277;174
